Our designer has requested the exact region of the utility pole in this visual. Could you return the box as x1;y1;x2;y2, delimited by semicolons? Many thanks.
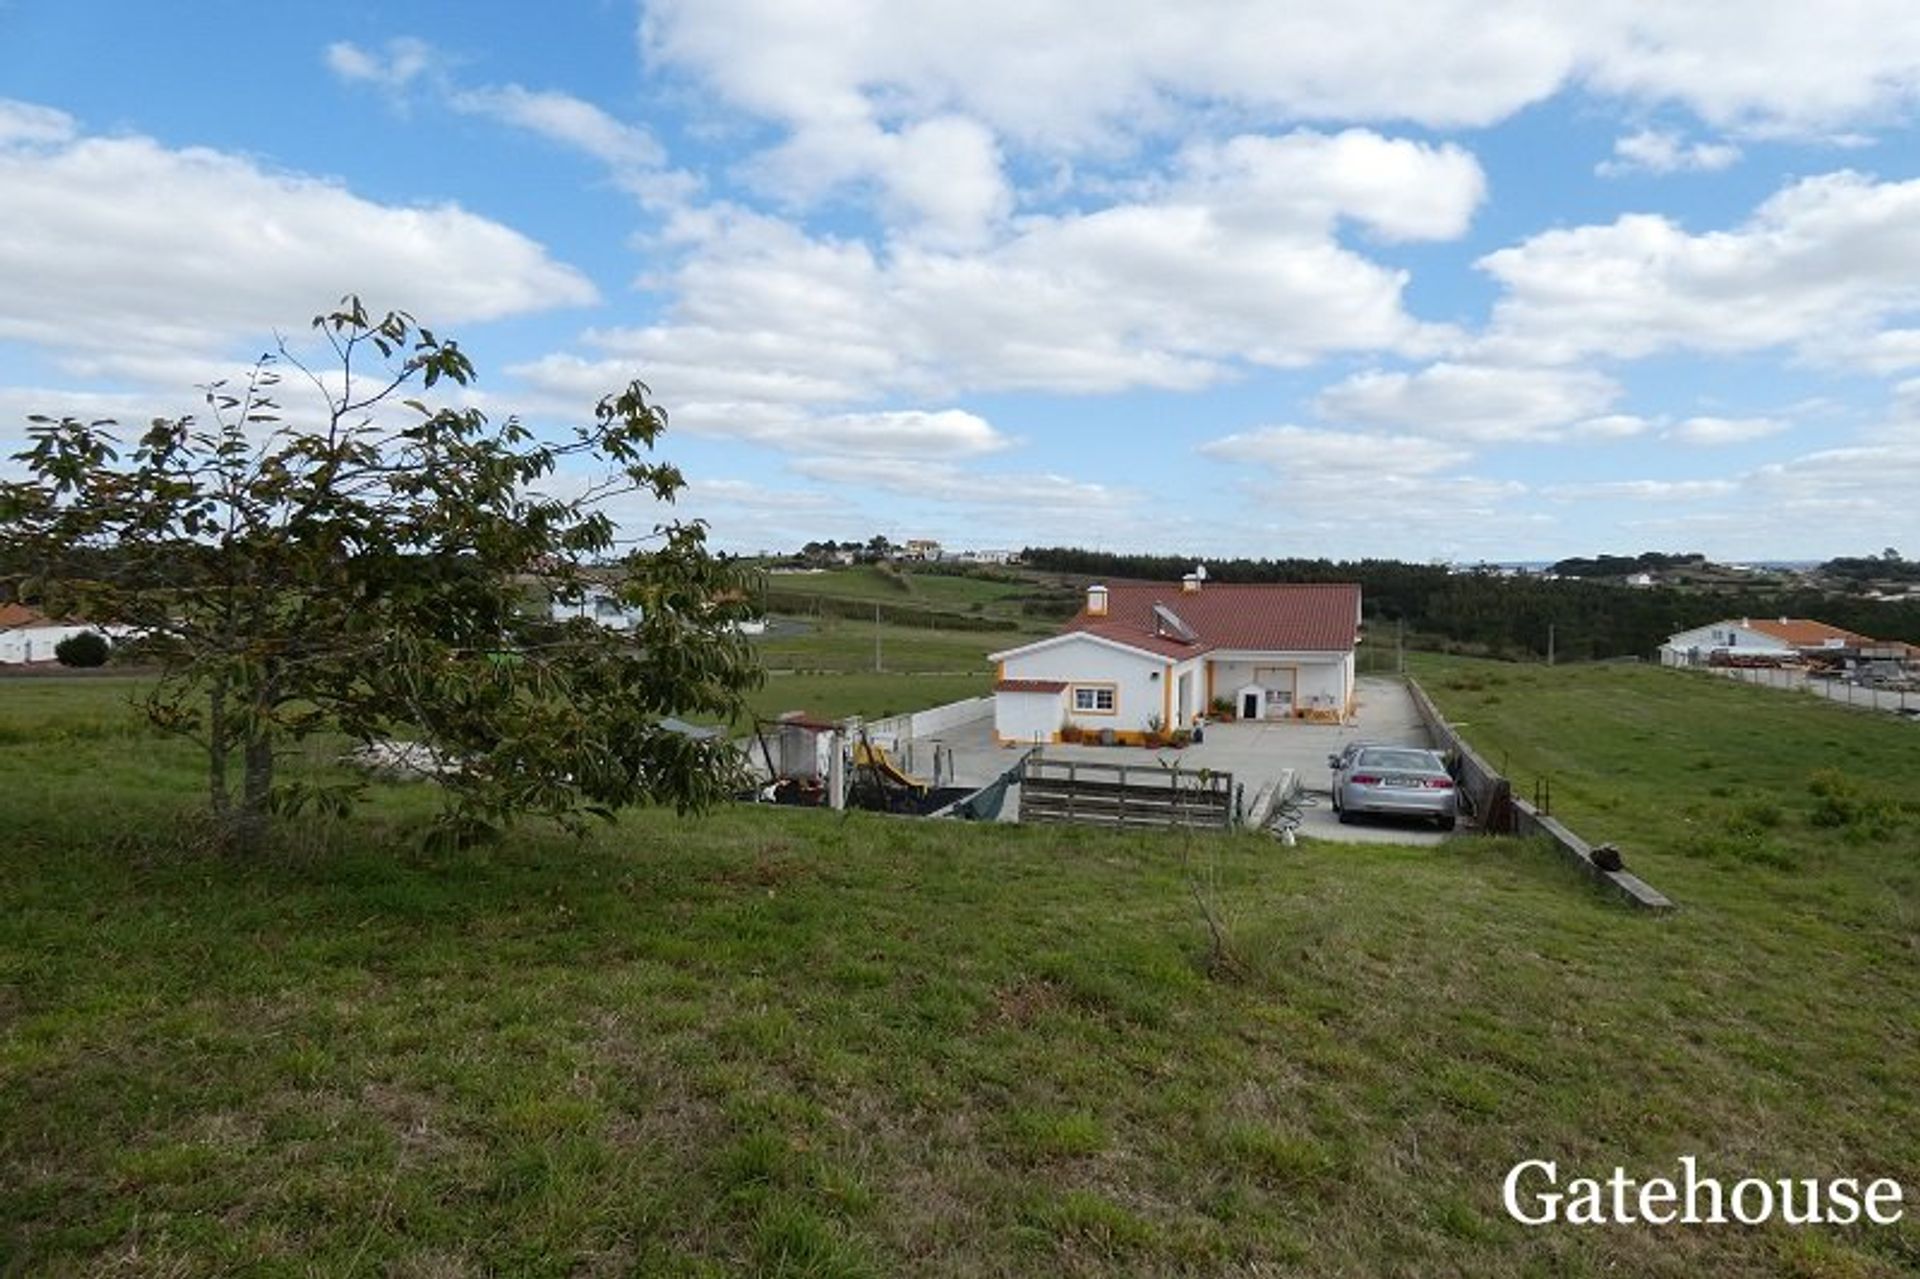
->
1547;623;1556;667
1397;617;1405;674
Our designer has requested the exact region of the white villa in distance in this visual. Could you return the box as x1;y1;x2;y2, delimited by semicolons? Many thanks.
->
990;573;1363;746
1658;616;1868;666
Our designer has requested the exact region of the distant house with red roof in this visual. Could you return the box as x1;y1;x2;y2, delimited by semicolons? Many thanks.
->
0;603;128;665
1658;616;1879;667
989;574;1362;745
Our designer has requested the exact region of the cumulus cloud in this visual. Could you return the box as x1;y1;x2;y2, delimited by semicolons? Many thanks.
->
746;114;1012;247
515;127;1476;428
1477;171;1920;367
0;107;595;381
1596;128;1741;176
1314;362;1620;441
643;2;1920;147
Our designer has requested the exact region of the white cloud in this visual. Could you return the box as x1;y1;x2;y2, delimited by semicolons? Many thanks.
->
1314;362;1620;441
747;114;1012;247
449;84;665;172
0;99;77;147
1174;130;1485;242
789;454;1126;509
644;2;1920;148
1198;424;1471;476
1544;478;1739;501
518;128;1475;429
323;38;438;92
0;110;596;380
328;39;688;205
1596;128;1741;176
1666;416;1787;446
1569;414;1653;439
1477;171;1920;367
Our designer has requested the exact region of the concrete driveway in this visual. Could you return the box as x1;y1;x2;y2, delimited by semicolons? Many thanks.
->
931;676;1452;843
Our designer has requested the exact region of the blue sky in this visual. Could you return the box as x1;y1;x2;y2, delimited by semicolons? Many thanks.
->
7;2;1920;562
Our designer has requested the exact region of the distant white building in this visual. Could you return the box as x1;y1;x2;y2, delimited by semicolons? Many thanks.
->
901;539;943;561
1659;617;1867;667
550;588;642;632
0;604;129;664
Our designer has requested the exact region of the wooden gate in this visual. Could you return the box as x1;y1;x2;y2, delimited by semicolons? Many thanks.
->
1020;758;1235;830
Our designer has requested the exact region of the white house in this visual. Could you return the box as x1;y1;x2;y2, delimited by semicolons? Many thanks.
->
1659;617;1869;667
0;603;125;665
989;577;1363;745
550;587;642;631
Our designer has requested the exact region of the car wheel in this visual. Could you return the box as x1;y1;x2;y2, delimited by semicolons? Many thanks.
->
1338;808;1356;825
1436;815;1456;832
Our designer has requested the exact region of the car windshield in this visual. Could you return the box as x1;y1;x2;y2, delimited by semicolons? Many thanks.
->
1356;749;1440;772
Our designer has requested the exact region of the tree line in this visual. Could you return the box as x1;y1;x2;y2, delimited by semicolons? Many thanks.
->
1020;547;1920;660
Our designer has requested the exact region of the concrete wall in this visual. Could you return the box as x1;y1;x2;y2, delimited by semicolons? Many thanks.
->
870;695;996;748
1406;675;1672;912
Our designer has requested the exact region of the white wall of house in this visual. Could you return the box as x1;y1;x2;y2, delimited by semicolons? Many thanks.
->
998;635;1168;734
1660;621;1796;667
0;624;119;665
1206;650;1351;719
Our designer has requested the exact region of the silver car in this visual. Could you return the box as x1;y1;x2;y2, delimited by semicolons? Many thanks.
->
1329;744;1457;830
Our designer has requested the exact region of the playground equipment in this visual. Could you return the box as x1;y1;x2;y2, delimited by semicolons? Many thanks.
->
852;740;932;793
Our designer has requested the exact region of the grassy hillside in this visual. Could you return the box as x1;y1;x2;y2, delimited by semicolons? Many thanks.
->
3;668;1918;1275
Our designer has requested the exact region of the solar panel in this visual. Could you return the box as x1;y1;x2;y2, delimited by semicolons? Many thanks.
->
1152;603;1198;643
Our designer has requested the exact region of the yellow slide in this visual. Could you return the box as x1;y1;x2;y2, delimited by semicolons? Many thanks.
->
853;741;931;792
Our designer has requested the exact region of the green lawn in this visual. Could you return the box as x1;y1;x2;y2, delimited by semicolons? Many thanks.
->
753;616;1011;675
2;664;1917;1275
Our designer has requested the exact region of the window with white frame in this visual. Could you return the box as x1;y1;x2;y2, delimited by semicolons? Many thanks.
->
1072;685;1116;713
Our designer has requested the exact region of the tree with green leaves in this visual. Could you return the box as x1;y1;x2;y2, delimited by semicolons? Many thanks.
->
1;298;762;851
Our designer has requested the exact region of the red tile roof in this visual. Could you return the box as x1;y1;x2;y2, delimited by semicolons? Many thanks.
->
1745;618;1874;648
0;603;50;629
995;678;1068;694
1063;582;1361;656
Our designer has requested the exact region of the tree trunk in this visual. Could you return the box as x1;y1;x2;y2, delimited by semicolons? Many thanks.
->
207;672;230;816
233;730;274;854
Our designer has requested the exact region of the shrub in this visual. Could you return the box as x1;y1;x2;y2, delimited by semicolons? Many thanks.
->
54;631;110;667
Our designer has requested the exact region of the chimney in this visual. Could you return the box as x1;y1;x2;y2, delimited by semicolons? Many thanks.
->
1087;584;1109;617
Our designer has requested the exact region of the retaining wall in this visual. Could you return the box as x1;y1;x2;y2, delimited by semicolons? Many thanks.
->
1405;676;1673;912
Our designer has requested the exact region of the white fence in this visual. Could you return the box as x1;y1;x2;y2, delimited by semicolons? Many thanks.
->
1701;666;1920;716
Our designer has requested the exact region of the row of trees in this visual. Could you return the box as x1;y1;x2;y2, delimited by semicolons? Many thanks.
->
2;300;763;852
1020;548;1920;660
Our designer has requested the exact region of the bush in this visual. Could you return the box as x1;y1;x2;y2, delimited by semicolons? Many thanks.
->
54;631;110;667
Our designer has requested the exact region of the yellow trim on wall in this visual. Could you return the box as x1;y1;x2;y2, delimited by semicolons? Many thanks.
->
1162;664;1173;729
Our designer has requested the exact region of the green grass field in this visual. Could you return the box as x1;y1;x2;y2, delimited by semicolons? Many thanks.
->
2;660;1917;1276
753;616;1008;675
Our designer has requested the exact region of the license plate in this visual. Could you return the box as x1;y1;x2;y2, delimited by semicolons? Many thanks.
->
1386;775;1419;787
